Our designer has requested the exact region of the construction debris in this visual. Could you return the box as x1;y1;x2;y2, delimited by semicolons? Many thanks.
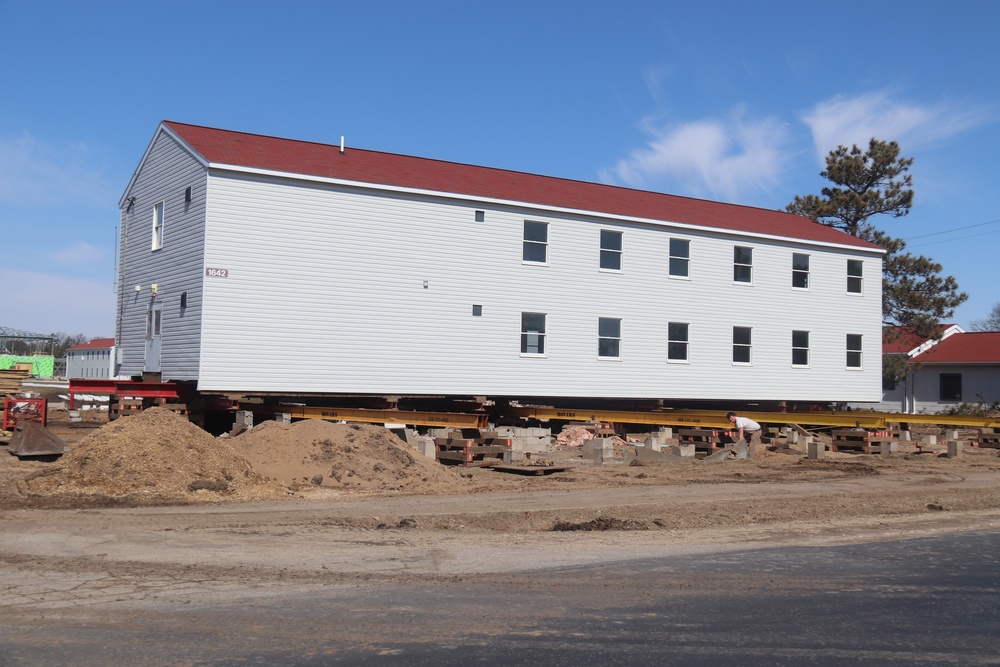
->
8;422;69;458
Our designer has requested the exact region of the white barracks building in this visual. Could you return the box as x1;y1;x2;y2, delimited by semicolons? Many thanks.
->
115;121;884;405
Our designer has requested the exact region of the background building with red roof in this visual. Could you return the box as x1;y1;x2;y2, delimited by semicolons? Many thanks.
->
860;326;1000;413
66;338;116;380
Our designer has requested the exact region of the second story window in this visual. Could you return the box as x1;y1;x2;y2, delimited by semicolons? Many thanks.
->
734;246;753;283
523;221;548;264
152;201;164;250
669;238;690;278
792;253;809;289
600;230;623;271
847;259;863;293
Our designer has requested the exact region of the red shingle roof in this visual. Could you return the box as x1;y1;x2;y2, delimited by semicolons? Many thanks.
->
914;332;1000;364
68;338;115;351
883;325;957;355
163;121;882;251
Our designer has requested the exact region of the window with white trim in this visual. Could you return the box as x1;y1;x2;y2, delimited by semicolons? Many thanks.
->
846;334;863;368
669;238;690;278
523;221;548;263
520;312;546;355
733;326;752;364
667;322;689;362
598;318;621;358
152;201;164;250
734;246;753;283
792;330;809;366
847;259;863;293
792;253;809;289
599;230;622;271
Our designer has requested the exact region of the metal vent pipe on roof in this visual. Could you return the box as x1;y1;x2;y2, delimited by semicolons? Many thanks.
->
340;136;345;154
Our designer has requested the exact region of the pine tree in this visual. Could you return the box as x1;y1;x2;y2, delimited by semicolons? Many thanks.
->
788;139;967;342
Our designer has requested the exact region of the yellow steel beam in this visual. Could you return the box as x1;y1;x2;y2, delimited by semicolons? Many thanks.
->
284;406;488;429
502;407;1000;430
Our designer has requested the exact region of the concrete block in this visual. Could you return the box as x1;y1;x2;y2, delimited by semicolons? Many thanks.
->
276;412;291;425
900;430;911;441
644;436;662;452
657;427;673;441
922;434;938;445
807;441;824;460
582;438;613;457
879;441;898;457
666;444;696;458
945;430;960;440
947;441;964;458
788;430;799;445
415;436;437;460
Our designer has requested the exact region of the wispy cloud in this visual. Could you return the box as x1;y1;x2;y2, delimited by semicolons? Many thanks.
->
801;91;995;164
0;133;115;206
601;106;791;203
0;269;114;337
50;242;111;266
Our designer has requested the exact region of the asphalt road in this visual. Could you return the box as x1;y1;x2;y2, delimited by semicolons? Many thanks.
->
2;529;998;666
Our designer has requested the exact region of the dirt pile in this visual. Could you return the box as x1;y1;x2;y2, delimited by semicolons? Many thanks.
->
230;419;464;493
22;408;285;504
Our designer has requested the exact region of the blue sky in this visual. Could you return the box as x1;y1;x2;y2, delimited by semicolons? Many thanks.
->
2;0;998;338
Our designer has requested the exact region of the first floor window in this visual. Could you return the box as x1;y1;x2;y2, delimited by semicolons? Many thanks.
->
733;326;752;364
847;259;863;293
600;230;623;271
521;312;546;355
792;330;809;366
846;334;863;368
598;317;621;358
523;221;548;263
668;322;689;361
669;238;690;278
734;246;753;283
939;373;962;401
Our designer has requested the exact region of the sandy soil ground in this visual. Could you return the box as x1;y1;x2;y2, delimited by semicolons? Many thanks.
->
2;406;1000;606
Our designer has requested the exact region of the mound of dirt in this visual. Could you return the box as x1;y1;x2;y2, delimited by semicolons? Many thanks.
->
231;419;463;493
22;408;285;504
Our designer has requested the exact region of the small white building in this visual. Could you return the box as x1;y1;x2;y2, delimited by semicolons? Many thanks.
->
114;121;885;405
66;337;116;379
879;327;1000;413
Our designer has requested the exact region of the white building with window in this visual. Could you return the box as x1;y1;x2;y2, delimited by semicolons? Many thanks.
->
115;121;885;404
66;338;116;379
865;326;1000;413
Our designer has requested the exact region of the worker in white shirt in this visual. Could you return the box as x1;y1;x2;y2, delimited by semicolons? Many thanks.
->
727;411;762;452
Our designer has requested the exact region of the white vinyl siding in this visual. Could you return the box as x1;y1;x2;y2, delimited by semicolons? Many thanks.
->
117;128;207;380
192;170;883;402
